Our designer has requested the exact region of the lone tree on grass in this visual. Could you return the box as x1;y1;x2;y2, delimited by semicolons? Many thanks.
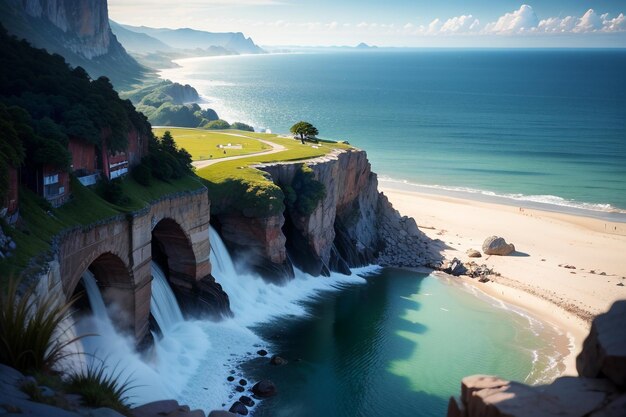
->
290;121;319;144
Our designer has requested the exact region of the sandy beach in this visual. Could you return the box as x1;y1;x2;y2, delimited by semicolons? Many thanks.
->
381;186;626;376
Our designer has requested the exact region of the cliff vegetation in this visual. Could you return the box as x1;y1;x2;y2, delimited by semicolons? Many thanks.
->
0;28;204;278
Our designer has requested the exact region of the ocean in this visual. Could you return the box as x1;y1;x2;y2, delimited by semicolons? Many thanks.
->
160;49;626;220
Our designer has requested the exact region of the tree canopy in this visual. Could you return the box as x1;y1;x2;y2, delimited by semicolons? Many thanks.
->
290;121;319;144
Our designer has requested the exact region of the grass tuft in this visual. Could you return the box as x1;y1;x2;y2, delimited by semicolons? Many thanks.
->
0;279;83;374
67;360;134;415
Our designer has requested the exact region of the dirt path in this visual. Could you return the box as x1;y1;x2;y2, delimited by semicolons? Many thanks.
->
191;133;286;169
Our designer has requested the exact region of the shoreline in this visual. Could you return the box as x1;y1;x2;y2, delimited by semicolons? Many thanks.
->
384;186;626;378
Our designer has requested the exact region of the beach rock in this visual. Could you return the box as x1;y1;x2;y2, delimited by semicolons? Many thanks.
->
228;402;248;416
482;236;515;256
227;376;235;382
442;258;467;276
239;396;255;407
234;385;245;393
239;379;247;386
448;375;617;417
577;300;626;388
467;249;481;258
257;349;268;356
590;394;626;417
270;355;288;366
252;380;277;398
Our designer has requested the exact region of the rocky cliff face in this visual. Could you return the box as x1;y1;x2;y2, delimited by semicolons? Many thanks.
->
1;0;145;87
447;300;626;417
20;0;111;59
214;149;433;281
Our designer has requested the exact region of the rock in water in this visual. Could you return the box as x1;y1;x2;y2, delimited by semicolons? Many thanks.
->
208;411;238;417
577;300;626;388
229;402;248;416
239;396;255;407
466;249;482;258
252;380;277;398
257;349;268;356
482;236;515;256
270;355;288;366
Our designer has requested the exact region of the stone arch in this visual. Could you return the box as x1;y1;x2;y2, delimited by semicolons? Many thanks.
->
70;251;136;334
151;217;197;283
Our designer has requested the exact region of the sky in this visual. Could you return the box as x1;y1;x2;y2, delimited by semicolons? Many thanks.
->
108;1;626;47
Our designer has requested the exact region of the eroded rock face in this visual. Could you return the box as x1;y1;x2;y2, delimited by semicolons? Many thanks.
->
19;0;112;59
217;213;293;282
577;300;626;389
482;236;515;256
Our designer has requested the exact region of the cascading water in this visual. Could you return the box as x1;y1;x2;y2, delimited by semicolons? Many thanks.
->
150;264;184;334
72;228;371;411
209;226;237;278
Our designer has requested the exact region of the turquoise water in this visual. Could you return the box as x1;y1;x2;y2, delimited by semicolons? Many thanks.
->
160;50;626;217
243;269;568;417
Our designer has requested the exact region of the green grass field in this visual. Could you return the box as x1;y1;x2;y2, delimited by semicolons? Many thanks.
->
166;127;354;216
153;127;271;160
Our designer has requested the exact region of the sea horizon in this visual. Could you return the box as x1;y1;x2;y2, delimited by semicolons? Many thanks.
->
159;49;626;222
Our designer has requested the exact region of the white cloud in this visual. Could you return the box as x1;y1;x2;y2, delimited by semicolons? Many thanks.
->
485;4;539;34
575;9;603;32
440;15;480;34
537;16;577;33
537;9;626;34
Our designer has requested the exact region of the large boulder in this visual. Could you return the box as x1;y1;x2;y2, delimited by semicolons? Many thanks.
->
448;375;616;417
482;236;515;256
251;380;277;398
577;300;626;388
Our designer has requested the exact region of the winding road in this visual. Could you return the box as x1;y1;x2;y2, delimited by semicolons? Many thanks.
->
191;132;286;170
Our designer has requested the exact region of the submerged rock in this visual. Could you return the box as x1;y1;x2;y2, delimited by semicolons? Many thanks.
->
239;396;255;407
269;355;288;366
482;236;515;256
228;401;248;415
252;380;277;398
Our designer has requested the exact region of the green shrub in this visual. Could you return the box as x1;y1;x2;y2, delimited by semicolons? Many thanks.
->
131;160;152;186
204;119;230;130
101;178;127;205
287;165;326;215
230;122;254;132
67;361;133;415
0;280;82;374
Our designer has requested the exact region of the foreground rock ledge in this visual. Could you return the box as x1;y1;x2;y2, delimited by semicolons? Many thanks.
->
447;300;626;417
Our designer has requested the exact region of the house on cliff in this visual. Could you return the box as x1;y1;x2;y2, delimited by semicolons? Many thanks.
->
24;131;148;209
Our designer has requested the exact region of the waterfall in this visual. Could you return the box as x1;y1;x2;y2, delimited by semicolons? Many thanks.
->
209;226;237;278
150;264;184;334
82;270;109;321
69;228;373;411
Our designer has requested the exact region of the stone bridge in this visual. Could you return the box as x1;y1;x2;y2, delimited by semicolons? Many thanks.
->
56;189;223;344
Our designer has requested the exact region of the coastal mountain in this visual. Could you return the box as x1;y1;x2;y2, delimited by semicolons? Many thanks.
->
118;24;265;55
109;20;173;54
0;0;145;88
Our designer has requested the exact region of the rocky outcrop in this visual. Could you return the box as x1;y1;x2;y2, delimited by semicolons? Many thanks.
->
577;300;626;389
1;0;145;87
482;236;515;256
215;148;437;279
18;0;112;59
217;214;293;281
447;301;626;417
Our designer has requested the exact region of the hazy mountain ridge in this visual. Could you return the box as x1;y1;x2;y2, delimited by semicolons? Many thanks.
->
118;23;265;55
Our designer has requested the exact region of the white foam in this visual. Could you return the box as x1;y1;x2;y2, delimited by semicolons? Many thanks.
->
379;176;626;215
